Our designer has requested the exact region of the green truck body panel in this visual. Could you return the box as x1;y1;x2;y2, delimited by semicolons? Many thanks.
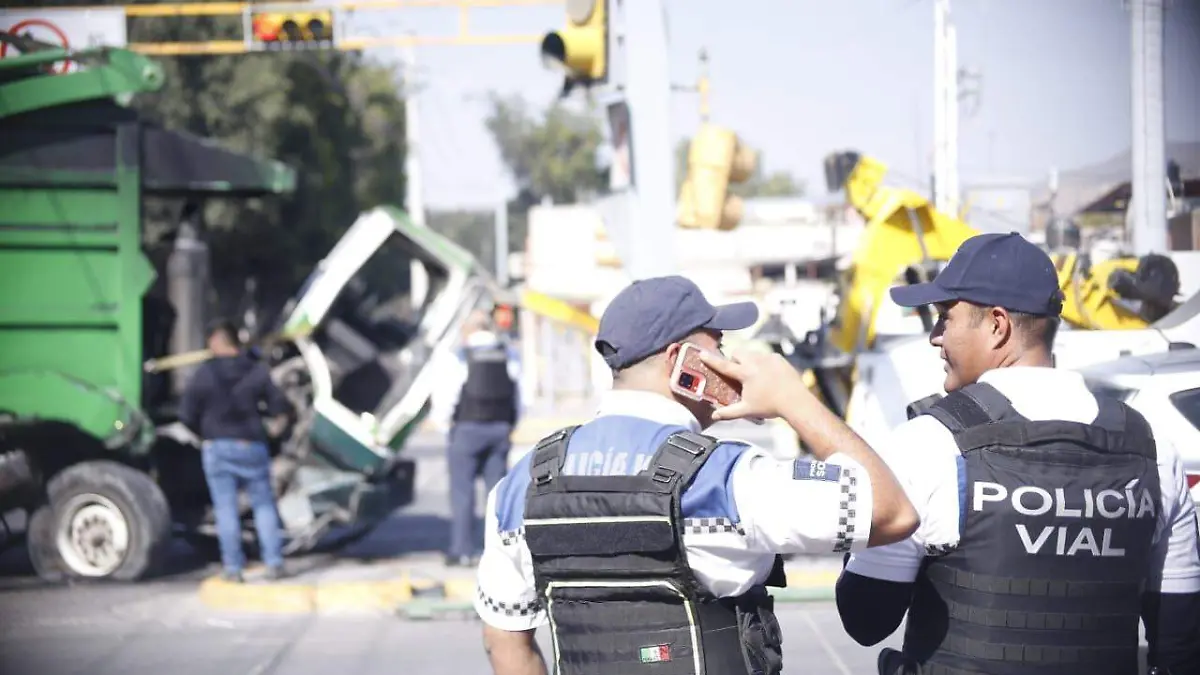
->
0;44;491;573
0;133;151;446
309;414;381;474
0;47;164;119
0;47;296;452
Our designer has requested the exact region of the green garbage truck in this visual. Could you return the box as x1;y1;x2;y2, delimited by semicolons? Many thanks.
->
0;43;495;581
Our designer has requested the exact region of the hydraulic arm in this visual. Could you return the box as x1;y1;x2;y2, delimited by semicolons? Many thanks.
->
0;38;165;120
828;152;1181;354
775;152;1183;422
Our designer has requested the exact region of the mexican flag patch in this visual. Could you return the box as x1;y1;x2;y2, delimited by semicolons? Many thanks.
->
639;644;671;663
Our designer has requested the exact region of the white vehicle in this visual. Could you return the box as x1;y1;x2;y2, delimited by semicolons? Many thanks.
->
845;291;1200;450
1078;348;1200;507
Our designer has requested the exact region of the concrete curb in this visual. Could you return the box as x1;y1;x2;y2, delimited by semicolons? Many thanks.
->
196;569;838;617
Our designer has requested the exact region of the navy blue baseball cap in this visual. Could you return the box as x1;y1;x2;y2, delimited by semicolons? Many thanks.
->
595;275;759;369
889;232;1064;316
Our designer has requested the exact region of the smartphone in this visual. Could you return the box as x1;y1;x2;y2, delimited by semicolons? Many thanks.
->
669;342;742;408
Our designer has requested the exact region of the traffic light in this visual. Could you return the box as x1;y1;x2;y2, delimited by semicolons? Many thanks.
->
252;10;334;46
493;304;515;332
676;124;757;231
540;0;607;96
823;151;861;193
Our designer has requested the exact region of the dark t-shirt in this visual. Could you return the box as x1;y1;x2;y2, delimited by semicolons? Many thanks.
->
179;353;290;443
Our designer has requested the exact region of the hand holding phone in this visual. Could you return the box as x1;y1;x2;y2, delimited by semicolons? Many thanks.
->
669;344;763;424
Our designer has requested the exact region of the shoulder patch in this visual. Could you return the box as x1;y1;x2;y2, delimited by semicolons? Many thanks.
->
793;458;841;483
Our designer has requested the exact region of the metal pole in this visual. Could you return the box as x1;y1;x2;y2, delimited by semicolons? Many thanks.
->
932;0;947;212
166;204;210;396
495;198;509;285
1130;0;1168;254
403;43;426;228
944;17;960;218
402;41;430;307
1048;166;1059;248
619;0;676;280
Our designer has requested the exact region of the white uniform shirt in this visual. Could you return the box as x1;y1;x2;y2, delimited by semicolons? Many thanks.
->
846;366;1200;596
428;330;522;432
475;390;876;632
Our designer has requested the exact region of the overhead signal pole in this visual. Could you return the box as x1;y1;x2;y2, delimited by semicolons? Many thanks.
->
3;0;563;56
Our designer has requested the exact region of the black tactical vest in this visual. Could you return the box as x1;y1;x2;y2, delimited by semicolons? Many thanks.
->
453;343;516;424
523;426;787;675
894;382;1161;675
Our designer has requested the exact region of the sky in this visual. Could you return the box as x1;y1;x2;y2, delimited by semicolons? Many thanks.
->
347;0;1200;211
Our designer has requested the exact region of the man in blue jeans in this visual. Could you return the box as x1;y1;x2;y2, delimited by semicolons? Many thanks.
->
180;319;291;582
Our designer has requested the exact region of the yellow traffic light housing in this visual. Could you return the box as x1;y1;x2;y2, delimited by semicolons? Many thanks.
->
541;0;607;95
252;10;334;45
676;124;758;231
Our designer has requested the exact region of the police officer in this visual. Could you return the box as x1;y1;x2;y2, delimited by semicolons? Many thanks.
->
834;233;1200;675
432;308;523;567
474;275;919;675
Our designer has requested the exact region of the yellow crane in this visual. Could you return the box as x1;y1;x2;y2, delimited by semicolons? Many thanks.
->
830;152;1181;355
787;152;1182;420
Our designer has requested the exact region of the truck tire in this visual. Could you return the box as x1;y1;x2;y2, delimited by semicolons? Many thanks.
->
27;460;172;582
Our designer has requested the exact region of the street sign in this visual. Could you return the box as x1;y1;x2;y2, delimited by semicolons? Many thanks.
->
0;8;127;73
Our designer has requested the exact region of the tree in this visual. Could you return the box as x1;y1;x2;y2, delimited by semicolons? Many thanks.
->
428;210;497;275
482;94;609;252
674;138;806;199
26;2;409;316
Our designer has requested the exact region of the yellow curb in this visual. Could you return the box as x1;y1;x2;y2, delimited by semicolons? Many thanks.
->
197;573;472;614
198;576;316;614
443;577;478;602
312;578;416;612
198;570;838;614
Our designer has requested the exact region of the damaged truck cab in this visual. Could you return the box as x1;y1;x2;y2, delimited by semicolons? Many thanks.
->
256;207;493;554
0;44;489;581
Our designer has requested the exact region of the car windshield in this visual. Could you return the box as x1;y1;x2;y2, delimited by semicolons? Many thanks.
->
1170;387;1200;433
313;232;450;418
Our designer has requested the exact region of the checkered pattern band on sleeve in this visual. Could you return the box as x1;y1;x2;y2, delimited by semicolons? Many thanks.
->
499;528;524;546
833;466;859;553
477;587;542;618
682;517;746;536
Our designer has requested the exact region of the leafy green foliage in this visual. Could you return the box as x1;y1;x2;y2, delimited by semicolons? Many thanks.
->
428;209;497;275
25;2;409;308
484;93;608;204
481;93;609;254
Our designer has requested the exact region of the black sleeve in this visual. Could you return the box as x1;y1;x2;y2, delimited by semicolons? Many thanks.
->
1142;590;1200;675
835;569;914;646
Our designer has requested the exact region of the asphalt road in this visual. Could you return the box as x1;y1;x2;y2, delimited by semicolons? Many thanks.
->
0;418;1156;675
0;576;897;675
0;417;881;675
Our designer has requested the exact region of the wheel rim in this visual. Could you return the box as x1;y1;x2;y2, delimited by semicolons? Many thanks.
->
55;493;130;577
